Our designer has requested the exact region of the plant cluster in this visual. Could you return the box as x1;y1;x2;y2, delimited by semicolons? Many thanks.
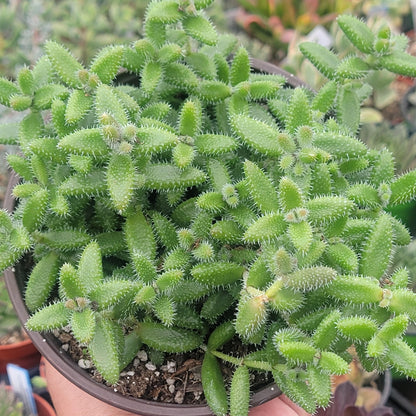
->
1;1;416;415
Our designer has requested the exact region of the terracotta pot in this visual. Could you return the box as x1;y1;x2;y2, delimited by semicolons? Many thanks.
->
5;385;56;416
3;61;309;416
0;335;41;373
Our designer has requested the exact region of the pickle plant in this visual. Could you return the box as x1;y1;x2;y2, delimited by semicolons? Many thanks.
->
1;2;416;414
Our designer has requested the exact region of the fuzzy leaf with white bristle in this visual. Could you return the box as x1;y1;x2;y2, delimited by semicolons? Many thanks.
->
95;84;128;125
19;111;44;151
158;43;182;64
307;196;354;225
325;243;359;273
201;291;235;323
319;351;350;375
25;252;60;312
288;222;313;253
30;154;48;186
51;99;75;138
310;163;332;196
313;310;341;350
285;88;312;134
71;309;96;343
88;319;122;384
142;163;207;190
185;52;218;80
299;42;340;80
44;41;83;87
377;315;409;342
77;241;103;292
9;94;32;111
389;170;416;205
194;134;238;155
140;61;162;98
336;56;369;79
207;159;231;193
326;275;383;304
124;211;157;260
196;192;226;213
151;212;178;250
389;289;416;321
210;220;243;244
33;84;69;110
90;45;124;84
197;80;231;102
379;51;416;77
68;154;92;174
285;266;337;291
391;268;410;289
231;115;282;157
385;338;416;378
131;250;157;283
0;77;19;106
337;316;378;341
136;321;203;353
244;213;287;244
336;85;360;134
182;15;218;46
369;149;395;187
33;230;91;251
107;153;135;213
153;296;176;326
191;262;244;286
207;320;235;351
359;214;393;279
243;160;279;213
145;0;182;24
60;263;86;300
201;352;229;416
178;99;202;137
145;20;167;47
337;15;375;53
65;89;92;125
308;366;332;407
59;128;108;157
164;62;199;90
29;137;66;163
59;170;107;197
22;189;48;232
268;286;304;313
136;126;179;155
12;183;41;199
173;143;195;169
26;302;71;331
280;374;317;415
347;183;381;208
230;47;250;86
278;341;317;364
155;269;183;292
313;133;367;160
279;177;303;212
230;366;250;416
235;293;268;338
312;81;337;113
90;280;134;309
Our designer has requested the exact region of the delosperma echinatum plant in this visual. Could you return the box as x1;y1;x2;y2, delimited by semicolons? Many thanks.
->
1;1;416;414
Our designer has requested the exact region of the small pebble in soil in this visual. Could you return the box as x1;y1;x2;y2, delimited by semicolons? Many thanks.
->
174;390;184;404
78;359;92;369
137;350;148;361
145;363;157;371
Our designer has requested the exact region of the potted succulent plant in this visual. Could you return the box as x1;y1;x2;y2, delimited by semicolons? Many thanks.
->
2;1;416;415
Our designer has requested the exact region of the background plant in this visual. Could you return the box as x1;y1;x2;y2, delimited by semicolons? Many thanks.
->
0;276;21;341
1;2;416;415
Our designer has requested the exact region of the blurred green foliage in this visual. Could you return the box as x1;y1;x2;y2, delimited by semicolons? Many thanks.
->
0;0;147;77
